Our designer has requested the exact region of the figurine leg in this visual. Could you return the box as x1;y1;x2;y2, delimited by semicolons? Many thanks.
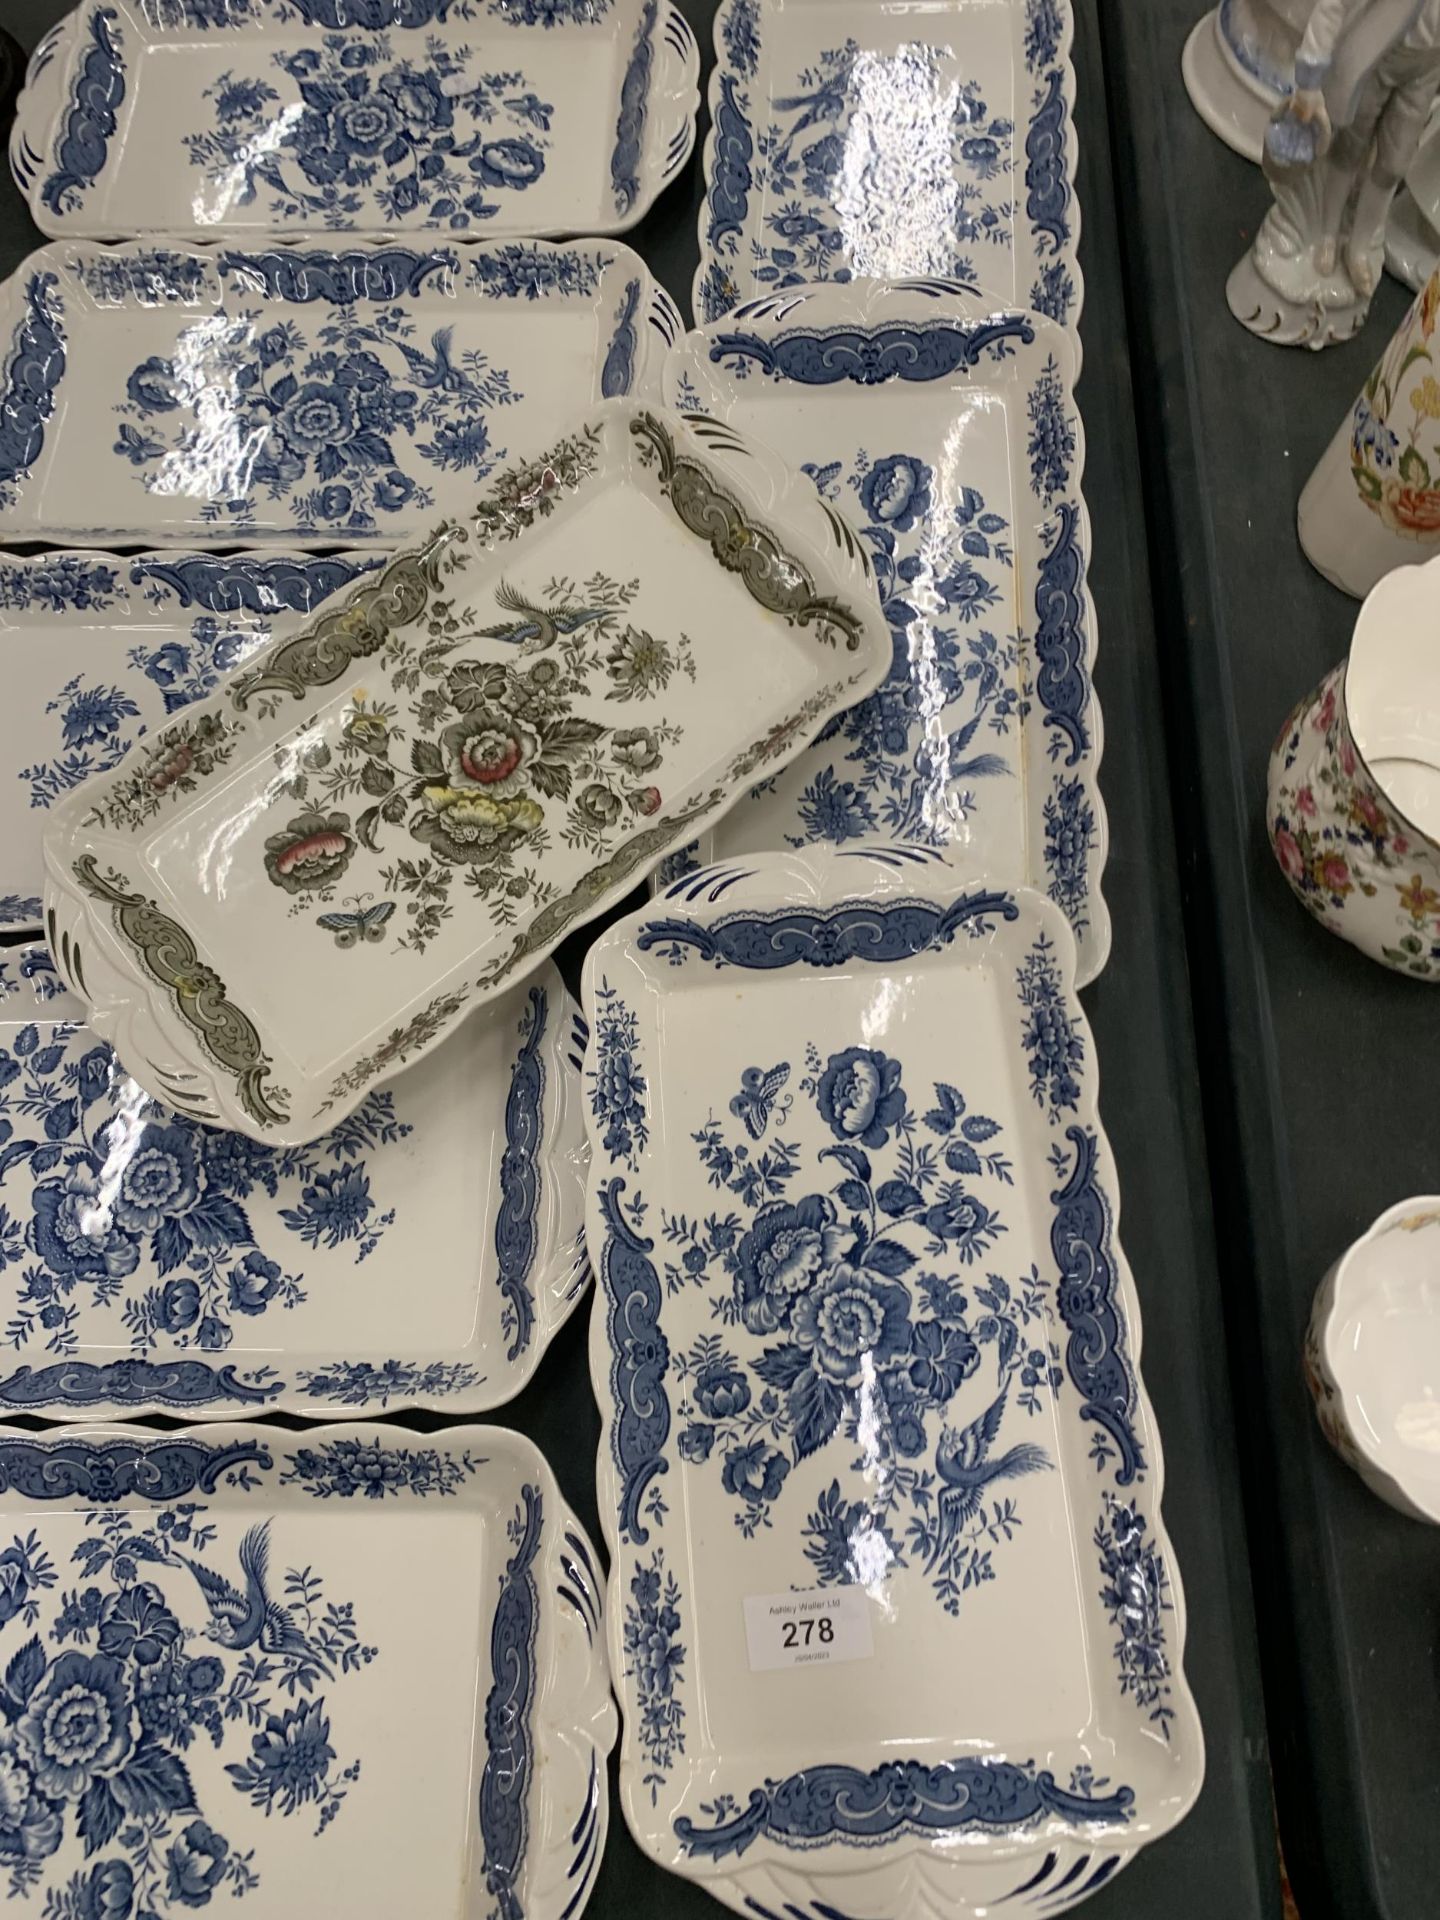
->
1347;77;1440;296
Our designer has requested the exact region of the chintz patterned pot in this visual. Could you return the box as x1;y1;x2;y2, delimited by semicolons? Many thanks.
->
1267;557;1440;976
1306;1199;1440;1523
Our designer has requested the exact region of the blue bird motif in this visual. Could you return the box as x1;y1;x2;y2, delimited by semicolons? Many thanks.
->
181;1520;332;1675
475;581;609;654
393;326;483;398
927;1387;1051;1569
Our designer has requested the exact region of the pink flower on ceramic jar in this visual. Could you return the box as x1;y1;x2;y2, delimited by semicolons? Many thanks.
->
1296;785;1317;817
1319;854;1353;895
1394;833;1410;855
1274;828;1304;880
1351;787;1386;835
1314;685;1337;734
1339;737;1357;777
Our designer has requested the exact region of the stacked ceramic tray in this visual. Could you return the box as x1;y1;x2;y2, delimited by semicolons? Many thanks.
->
0;1;1205;1915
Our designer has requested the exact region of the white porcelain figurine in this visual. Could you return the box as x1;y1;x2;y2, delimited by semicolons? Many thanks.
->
1228;0;1440;347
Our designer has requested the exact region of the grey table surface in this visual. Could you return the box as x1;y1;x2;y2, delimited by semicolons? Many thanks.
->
0;2;1283;1913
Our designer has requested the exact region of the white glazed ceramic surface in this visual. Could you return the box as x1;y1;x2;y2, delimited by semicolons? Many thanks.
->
658;278;1109;984
1298;264;1440;598
1307;1199;1440;1522
693;0;1081;334
42;400;891;1145
9;0;699;241
0;1420;616;1920
1181;0;1304;161
1268;554;1440;976
0;238;683;547
585;849;1203;1918
0;942;589;1419
0;550;393;929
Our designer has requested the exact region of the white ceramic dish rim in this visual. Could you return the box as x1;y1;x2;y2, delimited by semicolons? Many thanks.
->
0;942;592;1420
9;0;701;242
658;275;1110;985
583;848;1202;1911
41;398;891;1146
692;0;1085;333
0;1417;619;1920
0;234;685;548
1315;1195;1440;1522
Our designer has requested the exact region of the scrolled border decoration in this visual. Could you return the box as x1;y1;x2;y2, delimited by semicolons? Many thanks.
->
1051;1125;1144;1485
0;272;66;506
629;409;866;650
599;1175;670;1545
495;985;548;1362
709;316;1036;386
217;246;457;305
674;1759;1136;1860
72;853;289;1129
40;6;125;217
0;1436;272;1501
1025;67;1073;258
0;1357;281;1410
1034;500;1089;766
634;889;1021;969
603;277;643;398
610;0;658;216
478;1481;543;1920
130;552;380;614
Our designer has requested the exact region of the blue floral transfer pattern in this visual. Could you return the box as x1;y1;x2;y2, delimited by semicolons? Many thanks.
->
277;1439;481;1499
588;978;648;1169
1016;930;1083;1122
181;33;552;231
0;1503;374;1911
0;1022;407;1363
622;1549;685;1802
1095;1489;1175;1739
0;560;119;614
661;1040;1061;1616
110;294;517;533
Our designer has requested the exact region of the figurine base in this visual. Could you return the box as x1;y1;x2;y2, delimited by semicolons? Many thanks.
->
1226;250;1370;348
1181;10;1274;162
1384;184;1440;294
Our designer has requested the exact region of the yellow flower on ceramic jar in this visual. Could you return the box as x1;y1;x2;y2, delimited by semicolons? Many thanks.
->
1409;373;1440;420
1421;271;1440;339
1397;872;1440;923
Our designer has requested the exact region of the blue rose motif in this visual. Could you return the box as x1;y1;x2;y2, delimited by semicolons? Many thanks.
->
883;1378;929;1457
317;484;353;520
186;1656;223;1697
29;1170;140;1284
959;134;1001;171
16;1651;135;1801
228;1250;282;1316
330;90;402;159
860;455;933;533
800;133;844;194
242;1701;335;1812
197;1314;232;1352
0;1730;61;1865
633;1607;683;1696
379;66;453;134
126;356;181;414
275;381;357;458
372;469;415;512
98;1581;181;1667
256;326;290;368
158;1277;201;1332
815;1047;908;1148
165;1820;229;1907
471;137;545;190
734;1193;849;1335
142;641;191;689
792;1265;912;1385
677;1424;714;1464
0;1545;31;1626
692;1362;750;1419
769;204;823;241
906;1320;980;1402
721;1441;790;1507
923;1189;999;1259
112;1124;200;1233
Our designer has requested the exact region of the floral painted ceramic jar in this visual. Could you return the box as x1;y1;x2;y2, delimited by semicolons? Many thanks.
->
1298;265;1440;597
1306;1199;1440;1523
1267;556;1440;976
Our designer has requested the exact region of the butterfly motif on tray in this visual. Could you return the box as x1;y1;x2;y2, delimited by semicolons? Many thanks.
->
728;1062;792;1140
316;896;397;948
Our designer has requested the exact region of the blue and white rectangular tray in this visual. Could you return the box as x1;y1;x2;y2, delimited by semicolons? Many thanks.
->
695;0;1081;328
0;1421;615;1920
586;848;1202;1918
0;237;682;547
10;0;699;241
0;946;588;1420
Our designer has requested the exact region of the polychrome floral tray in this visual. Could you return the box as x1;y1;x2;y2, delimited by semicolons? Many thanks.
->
10;0;699;241
0;944;589;1418
0;237;683;547
0;550;387;934
660;277;1109;984
585;848;1202;1918
695;0;1081;328
42;400;890;1145
0;1421;616;1920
